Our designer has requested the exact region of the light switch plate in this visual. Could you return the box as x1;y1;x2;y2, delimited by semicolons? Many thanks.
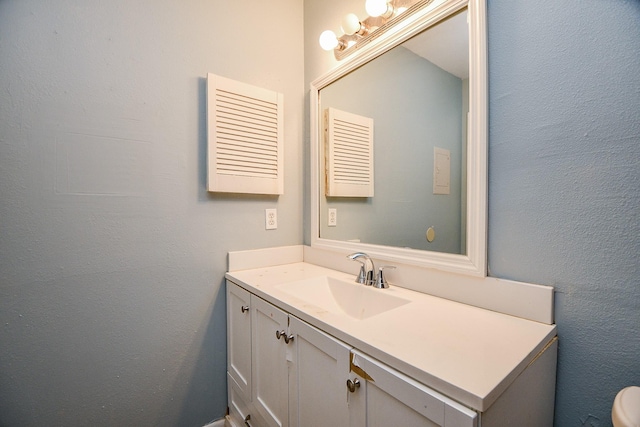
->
433;147;451;195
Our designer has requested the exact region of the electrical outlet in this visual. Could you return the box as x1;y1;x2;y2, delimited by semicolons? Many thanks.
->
328;208;337;227
265;208;277;230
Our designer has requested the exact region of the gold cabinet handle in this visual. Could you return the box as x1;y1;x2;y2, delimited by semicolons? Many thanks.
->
346;378;361;393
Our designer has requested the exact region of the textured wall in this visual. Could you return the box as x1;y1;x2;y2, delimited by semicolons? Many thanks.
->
2;0;638;425
305;0;640;426
0;0;303;425
488;0;640;425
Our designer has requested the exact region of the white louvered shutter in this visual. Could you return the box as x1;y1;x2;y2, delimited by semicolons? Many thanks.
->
207;73;284;194
325;107;374;197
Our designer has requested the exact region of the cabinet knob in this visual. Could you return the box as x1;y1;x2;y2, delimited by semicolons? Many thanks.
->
241;305;249;313
276;330;286;340
284;334;295;344
346;378;361;393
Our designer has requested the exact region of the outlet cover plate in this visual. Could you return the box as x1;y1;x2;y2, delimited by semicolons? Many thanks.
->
328;208;337;227
265;208;277;230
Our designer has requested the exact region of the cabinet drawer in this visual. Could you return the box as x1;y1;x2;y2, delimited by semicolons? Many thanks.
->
228;372;268;427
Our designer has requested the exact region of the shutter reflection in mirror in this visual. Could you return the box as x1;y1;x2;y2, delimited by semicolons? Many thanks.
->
325;107;374;197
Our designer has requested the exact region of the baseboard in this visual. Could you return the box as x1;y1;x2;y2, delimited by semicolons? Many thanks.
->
202;417;228;427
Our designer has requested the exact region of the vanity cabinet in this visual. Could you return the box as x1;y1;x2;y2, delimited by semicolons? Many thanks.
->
227;281;352;427
227;280;481;427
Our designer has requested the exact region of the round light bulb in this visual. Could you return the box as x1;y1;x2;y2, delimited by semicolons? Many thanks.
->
341;13;361;36
365;0;392;18
319;30;339;51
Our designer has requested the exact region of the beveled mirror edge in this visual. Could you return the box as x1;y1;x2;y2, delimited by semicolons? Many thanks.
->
310;0;487;277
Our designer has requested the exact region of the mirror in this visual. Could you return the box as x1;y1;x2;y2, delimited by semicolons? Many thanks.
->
311;0;487;276
320;9;469;255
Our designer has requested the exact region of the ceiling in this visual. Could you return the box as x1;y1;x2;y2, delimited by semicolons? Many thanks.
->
401;9;469;79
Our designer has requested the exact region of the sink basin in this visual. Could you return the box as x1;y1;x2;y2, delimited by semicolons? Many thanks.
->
276;276;410;320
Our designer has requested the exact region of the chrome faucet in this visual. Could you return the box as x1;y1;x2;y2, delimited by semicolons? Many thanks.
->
347;253;397;288
347;252;375;286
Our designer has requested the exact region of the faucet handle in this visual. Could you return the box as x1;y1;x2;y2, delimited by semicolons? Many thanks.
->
374;266;396;289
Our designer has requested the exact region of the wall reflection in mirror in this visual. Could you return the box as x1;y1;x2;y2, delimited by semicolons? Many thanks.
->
319;9;469;254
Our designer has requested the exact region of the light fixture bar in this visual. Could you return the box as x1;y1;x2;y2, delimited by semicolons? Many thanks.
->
323;0;435;60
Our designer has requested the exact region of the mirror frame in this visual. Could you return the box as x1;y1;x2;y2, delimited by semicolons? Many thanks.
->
310;0;487;276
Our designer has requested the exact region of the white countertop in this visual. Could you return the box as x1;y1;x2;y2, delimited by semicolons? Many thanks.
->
226;262;557;412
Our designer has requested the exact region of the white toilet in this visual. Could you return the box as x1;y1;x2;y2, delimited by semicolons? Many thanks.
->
612;386;640;427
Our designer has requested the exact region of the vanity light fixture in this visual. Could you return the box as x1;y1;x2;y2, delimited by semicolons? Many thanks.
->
319;30;347;51
365;0;394;18
318;0;433;60
341;13;369;36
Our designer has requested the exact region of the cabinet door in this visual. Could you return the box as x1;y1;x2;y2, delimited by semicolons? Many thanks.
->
288;316;351;427
252;296;290;427
349;351;477;427
227;281;252;400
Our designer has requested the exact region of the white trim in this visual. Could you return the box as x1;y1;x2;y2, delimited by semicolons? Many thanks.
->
310;0;487;277
227;245;303;272
227;245;553;323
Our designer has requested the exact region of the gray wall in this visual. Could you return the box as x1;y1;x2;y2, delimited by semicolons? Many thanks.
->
0;0;303;425
488;1;640;425
305;0;640;426
2;0;639;426
319;46;463;253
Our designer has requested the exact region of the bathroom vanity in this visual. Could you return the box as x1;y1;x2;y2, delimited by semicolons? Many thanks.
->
225;1;556;424
225;261;557;427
